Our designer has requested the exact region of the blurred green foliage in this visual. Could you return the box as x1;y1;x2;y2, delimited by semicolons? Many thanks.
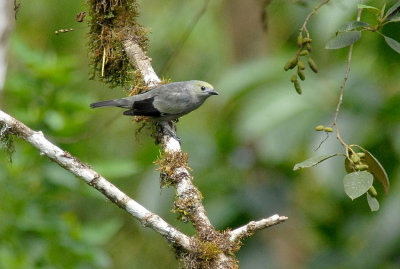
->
1;0;400;268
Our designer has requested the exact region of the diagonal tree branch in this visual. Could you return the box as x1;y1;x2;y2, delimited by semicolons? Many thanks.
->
0;109;193;251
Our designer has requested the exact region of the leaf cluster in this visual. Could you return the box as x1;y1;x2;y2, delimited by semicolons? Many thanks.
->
325;1;400;54
294;145;389;212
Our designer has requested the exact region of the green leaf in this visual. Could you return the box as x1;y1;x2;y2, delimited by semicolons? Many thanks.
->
343;171;373;200
357;4;380;14
363;150;390;194
385;0;400;20
338;21;369;32
381;3;387;18
387;13;400;22
367;192;380;211
325;31;362;49
293;154;338;171
384;36;400;54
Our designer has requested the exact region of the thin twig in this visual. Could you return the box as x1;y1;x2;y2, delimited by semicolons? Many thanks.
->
14;0;21;20
300;0;330;37
314;132;329;151
299;0;330;152
332;2;364;154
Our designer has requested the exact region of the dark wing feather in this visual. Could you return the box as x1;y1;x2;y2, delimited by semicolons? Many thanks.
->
124;96;163;117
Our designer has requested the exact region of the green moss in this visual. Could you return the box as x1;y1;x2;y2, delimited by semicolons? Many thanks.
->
172;196;191;222
173;194;197;223
198;241;222;262
154;151;190;187
86;0;149;87
176;233;240;269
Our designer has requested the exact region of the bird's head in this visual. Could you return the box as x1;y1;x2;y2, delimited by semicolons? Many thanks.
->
192;81;219;97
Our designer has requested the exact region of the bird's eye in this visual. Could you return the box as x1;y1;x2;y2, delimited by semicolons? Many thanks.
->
201;86;206;91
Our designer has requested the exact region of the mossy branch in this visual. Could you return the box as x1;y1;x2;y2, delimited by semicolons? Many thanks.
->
86;0;148;87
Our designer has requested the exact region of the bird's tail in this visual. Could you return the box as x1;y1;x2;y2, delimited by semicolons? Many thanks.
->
90;98;130;109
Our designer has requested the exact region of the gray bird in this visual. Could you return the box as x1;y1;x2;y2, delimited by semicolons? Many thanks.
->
90;80;219;121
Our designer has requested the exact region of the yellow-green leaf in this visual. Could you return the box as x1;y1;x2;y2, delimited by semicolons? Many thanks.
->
357;4;380;14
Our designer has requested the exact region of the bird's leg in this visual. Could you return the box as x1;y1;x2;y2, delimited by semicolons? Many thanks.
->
158;121;181;144
166;122;181;144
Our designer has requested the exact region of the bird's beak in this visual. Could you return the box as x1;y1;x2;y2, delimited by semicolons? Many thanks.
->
208;90;219;95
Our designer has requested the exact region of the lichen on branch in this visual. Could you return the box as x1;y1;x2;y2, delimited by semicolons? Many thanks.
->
0;122;15;163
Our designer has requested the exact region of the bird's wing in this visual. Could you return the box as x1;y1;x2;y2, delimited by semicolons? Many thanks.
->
123;96;162;117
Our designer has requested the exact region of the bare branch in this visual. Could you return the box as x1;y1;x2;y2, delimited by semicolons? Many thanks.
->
229;214;288;242
0;109;192;251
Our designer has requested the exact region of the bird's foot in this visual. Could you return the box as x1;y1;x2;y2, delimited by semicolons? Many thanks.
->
158;121;181;145
167;129;181;144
